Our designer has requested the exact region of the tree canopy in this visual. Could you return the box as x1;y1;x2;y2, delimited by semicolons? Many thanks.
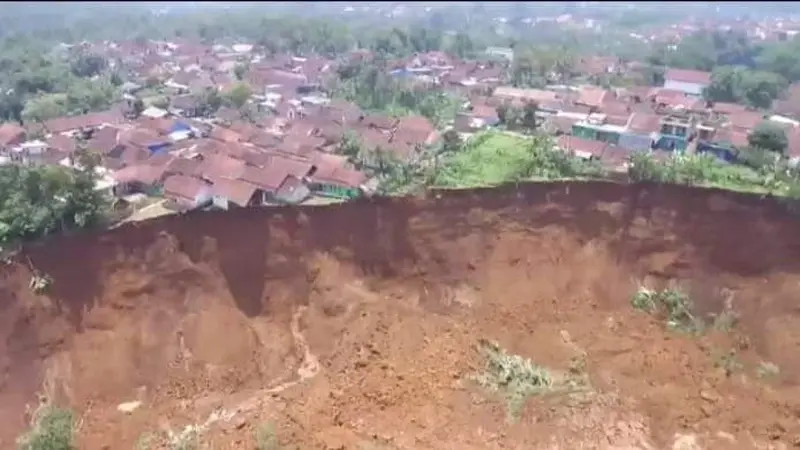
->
0;162;109;246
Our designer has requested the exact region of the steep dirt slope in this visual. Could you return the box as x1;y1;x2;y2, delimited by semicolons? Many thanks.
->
2;181;800;449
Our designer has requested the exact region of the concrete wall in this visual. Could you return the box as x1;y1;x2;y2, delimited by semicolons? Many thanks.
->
664;80;707;96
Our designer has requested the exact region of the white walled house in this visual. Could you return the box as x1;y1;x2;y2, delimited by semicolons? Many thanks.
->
11;140;48;165
663;68;712;97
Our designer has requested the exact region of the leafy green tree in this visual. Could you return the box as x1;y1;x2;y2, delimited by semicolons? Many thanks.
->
447;32;475;59
70;53;107;78
233;63;248;81
0;93;24;123
109;71;123;87
705;66;744;103
66;78;115;114
131;98;145;118
150;96;170;110
705;66;786;109
339;131;363;164
740;71;786;109
441;129;463;154
738;146;780;172
496;104;509;125
194;88;222;117
22;93;69;123
748;122;788;155
628;151;669;183
515;134;601;181
223;82;252;109
757;39;800;83
656;30;759;72
522;101;539;132
0;163;108;245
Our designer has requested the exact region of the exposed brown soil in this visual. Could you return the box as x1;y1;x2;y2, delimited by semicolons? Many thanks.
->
2;181;800;449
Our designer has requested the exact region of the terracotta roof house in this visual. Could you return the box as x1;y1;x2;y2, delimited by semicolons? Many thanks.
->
210;177;260;210
712;102;749;116
196;153;247;181
557;135;609;160
162;175;212;209
237;164;311;204
308;152;368;199
663;68;712;97
111;163;169;196
577;87;613;110
727;111;765;132
0;123;26;149
43;110;125;135
492;86;558;104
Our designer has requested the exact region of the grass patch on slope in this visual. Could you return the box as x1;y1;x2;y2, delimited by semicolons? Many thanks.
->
434;131;603;188
435;133;535;187
471;339;590;422
18;406;74;450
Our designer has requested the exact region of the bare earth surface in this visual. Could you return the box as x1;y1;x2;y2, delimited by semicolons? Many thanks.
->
1;181;800;449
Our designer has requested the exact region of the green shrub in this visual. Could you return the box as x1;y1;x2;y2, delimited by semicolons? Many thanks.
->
631;286;704;335
256;424;280;450
18;406;74;450
471;339;589;422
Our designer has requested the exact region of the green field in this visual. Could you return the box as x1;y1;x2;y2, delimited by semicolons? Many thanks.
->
434;133;535;188
431;130;790;197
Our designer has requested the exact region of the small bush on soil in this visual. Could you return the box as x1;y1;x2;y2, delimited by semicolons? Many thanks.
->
711;309;738;332
18;406;74;450
167;426;200;450
256;423;280;450
631;286;704;335
472;339;589;422
134;432;155;450
756;361;781;379
29;273;52;295
714;350;743;377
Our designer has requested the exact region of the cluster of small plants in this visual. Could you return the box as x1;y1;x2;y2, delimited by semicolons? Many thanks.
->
631;286;706;334
471;339;589;422
17;406;74;450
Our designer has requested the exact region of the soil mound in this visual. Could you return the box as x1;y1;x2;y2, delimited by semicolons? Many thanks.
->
2;181;800;449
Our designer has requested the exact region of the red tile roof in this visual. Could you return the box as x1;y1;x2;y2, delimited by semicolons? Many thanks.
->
312;165;367;188
727;111;765;131
112;163;168;186
0;123;26;147
665;68;712;85
197;153;247;180
627;113;662;134
493;86;558;104
715;128;750;148
577;87;612;108
238;165;290;192
163;175;210;204
209;126;243;143
44;110;125;134
47;134;77;153
557;135;609;158
712;102;748;115
210;177;258;206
